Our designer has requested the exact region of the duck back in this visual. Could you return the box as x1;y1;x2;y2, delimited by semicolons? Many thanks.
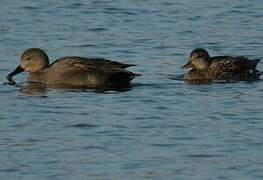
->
28;57;139;88
209;56;260;72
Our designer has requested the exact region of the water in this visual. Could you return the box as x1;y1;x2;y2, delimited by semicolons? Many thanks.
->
1;0;263;179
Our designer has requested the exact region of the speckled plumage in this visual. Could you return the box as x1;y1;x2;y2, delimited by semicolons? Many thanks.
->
183;48;261;83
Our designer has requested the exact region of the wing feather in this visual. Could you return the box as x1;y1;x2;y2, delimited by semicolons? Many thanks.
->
210;56;260;72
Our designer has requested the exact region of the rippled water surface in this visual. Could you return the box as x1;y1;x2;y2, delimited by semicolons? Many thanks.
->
1;0;263;179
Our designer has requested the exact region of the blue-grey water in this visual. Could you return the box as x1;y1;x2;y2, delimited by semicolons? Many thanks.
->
1;0;263;179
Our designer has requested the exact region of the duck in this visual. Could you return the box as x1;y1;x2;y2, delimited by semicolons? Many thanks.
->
7;48;140;88
182;48;261;83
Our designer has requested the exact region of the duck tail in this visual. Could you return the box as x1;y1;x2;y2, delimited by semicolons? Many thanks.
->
249;58;261;69
123;64;137;68
129;73;142;80
255;58;261;63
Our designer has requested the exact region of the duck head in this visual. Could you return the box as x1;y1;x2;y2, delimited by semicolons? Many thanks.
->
182;48;211;70
7;48;49;84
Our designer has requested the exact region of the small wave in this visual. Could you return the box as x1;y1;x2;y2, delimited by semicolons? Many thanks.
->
86;27;107;32
168;74;185;81
185;154;223;158
21;6;40;10
67;123;99;129
65;44;97;48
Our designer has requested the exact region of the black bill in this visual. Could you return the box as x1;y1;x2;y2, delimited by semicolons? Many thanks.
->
181;61;193;69
6;65;25;85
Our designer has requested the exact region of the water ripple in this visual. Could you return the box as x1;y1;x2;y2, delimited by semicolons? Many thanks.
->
1;0;263;179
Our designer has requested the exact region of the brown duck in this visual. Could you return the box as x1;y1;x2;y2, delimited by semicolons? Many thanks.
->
182;48;261;83
7;48;140;88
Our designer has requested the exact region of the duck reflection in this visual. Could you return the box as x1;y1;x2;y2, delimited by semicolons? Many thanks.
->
19;83;47;97
18;82;132;96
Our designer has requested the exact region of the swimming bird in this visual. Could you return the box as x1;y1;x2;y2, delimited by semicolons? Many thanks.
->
182;48;261;83
7;48;140;88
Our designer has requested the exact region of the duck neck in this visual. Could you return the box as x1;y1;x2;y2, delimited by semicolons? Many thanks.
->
28;72;44;83
204;57;211;68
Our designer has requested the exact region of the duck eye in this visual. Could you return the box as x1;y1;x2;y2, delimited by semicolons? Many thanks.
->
197;53;205;58
25;57;31;61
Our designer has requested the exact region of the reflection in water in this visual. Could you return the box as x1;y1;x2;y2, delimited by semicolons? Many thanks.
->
46;83;133;93
19;83;48;97
168;74;263;85
18;82;133;96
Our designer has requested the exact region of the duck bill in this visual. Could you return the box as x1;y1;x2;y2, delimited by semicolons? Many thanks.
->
6;65;25;82
181;61;194;69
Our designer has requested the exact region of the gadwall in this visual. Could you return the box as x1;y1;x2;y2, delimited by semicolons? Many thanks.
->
182;48;261;83
7;48;140;88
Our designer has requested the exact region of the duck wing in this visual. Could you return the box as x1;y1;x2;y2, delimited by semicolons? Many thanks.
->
50;56;135;69
49;57;97;73
48;57;140;85
81;57;136;68
210;56;260;72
